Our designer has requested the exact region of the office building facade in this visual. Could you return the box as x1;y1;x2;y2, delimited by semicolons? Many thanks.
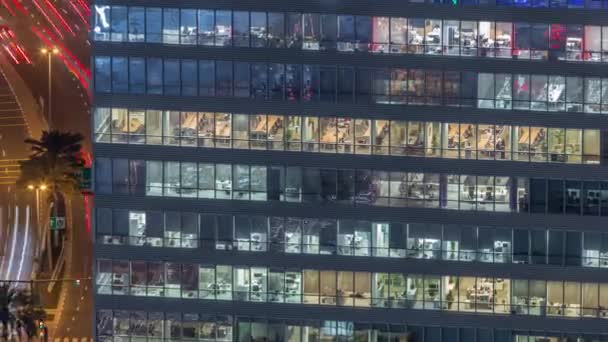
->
92;0;608;340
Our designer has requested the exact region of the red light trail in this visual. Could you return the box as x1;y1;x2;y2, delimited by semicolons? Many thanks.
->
43;0;76;37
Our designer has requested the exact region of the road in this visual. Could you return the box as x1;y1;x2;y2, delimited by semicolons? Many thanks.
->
0;69;29;185
0;66;36;287
0;2;93;340
50;195;93;342
0;201;34;284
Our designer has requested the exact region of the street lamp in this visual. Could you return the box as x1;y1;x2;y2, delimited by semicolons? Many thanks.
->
41;47;59;128
27;184;47;231
27;183;49;271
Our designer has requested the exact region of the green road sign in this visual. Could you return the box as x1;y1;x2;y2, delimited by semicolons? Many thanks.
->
50;216;65;230
79;167;92;190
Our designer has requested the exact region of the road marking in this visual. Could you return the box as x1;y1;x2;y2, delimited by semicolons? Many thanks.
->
4;206;19;279
16;205;30;281
80;296;84;300
71;317;75;321
76;306;79;311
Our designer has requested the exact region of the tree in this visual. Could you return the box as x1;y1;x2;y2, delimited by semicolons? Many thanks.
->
0;283;46;340
18;130;84;195
18;130;84;273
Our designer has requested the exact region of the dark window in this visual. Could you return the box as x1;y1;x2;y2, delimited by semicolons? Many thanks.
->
111;57;128;93
146;58;163;95
129;57;145;94
95;158;112;194
319;66;336;102
94;57;111;92
234;62;251;98
547;179;564;214
216;61;233;96
338;67;354;103
548;230;564;265
513;229;529;264
181;60;198;96
565;231;582;265
163;59;181;95
530;230;547;264
198;60;215;96
529;178;547;213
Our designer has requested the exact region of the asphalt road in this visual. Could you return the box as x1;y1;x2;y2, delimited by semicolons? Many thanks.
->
0;67;36;288
0;3;93;340
50;196;93;341
0;198;35;285
0;69;29;186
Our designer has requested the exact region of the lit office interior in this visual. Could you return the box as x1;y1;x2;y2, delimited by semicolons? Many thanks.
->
95;209;608;268
94;7;608;63
97;260;608;319
94;108;602;164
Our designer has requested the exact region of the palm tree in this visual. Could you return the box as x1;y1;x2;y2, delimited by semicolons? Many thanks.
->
0;283;46;340
19;130;84;194
18;130;85;272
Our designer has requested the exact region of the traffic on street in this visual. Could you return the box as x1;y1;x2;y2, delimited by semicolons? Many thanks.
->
0;0;91;340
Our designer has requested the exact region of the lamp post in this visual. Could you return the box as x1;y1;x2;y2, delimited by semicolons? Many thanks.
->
27;183;49;270
40;47;59;128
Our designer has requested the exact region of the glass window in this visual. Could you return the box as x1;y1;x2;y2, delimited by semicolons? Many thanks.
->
93;5;111;41
162;8;179;44
198;10;214;46
146;58;163;95
94;57;111;92
128;7;145;42
268;13;285;48
250;12;267;48
163;59;181;95
110;6;127;42
145;8;162;43
180;9;197;45
129;58;145;94
215;10;232;46
233;11;250;47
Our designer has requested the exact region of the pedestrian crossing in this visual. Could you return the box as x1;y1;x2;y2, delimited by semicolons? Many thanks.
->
53;338;93;342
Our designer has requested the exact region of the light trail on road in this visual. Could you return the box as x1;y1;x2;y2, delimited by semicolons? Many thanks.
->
16;205;30;281
0;205;34;284
4;205;19;280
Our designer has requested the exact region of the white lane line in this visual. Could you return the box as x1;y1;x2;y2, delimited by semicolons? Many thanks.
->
16;205;30;281
4;206;19;279
0;206;3;249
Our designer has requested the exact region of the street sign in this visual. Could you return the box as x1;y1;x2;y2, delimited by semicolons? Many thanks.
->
78;167;92;190
50;216;65;230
